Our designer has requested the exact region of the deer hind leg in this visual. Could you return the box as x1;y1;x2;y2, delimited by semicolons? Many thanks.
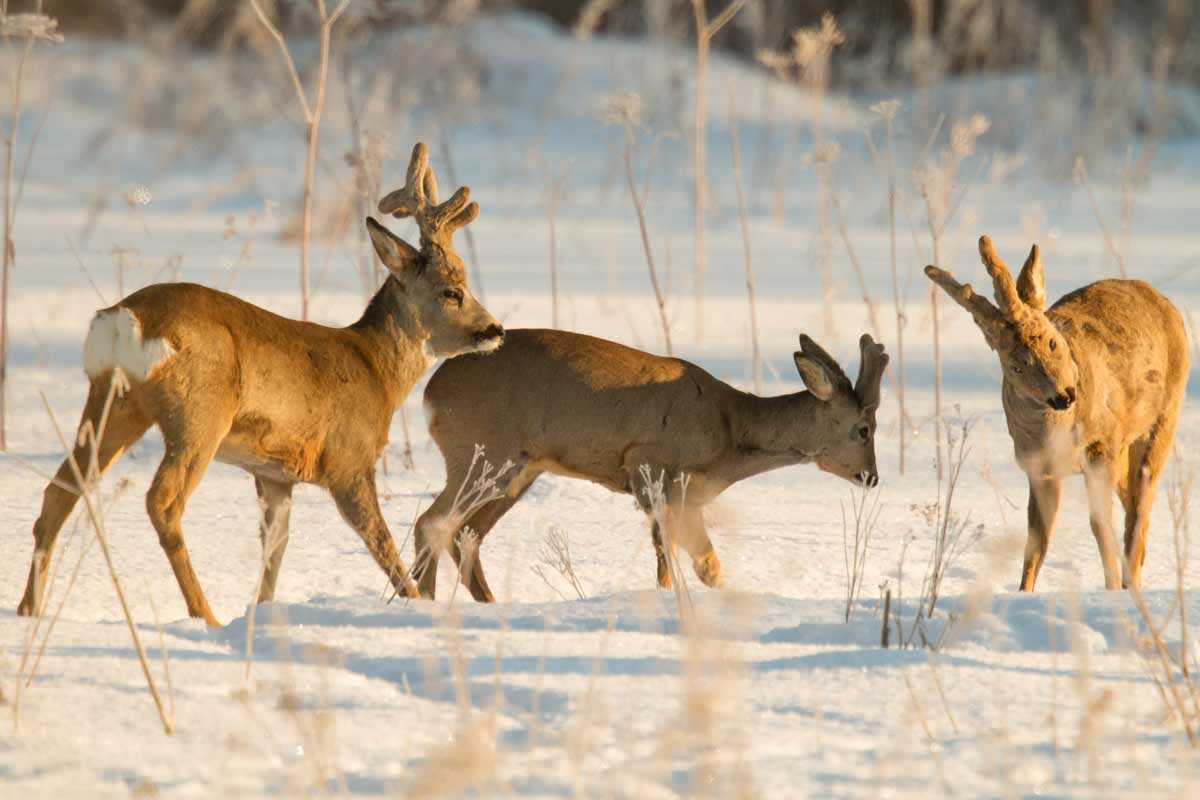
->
146;405;234;627
255;478;294;603
1120;423;1175;589
331;473;418;600
18;374;151;616
1019;477;1062;591
1082;453;1124;590
446;476;538;603
650;521;671;589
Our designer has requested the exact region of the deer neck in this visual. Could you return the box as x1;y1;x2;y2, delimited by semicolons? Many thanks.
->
349;276;434;404
1001;378;1082;476
717;390;826;483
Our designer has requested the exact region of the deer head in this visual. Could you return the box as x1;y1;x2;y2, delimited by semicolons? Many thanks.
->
793;333;889;486
925;236;1079;412
368;143;502;357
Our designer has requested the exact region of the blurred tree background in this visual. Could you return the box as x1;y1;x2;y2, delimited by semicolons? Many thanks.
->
12;0;1200;84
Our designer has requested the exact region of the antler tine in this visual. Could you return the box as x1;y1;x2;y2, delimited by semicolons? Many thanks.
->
924;265;1001;324
854;333;889;410
422;161;440;205
378;142;430;219
978;235;1024;318
377;142;479;244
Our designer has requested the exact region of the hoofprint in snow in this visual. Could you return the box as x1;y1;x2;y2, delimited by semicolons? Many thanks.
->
3;11;1200;798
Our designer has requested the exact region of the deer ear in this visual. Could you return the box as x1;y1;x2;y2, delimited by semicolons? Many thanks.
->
366;217;421;276
794;352;835;401
1016;243;1046;312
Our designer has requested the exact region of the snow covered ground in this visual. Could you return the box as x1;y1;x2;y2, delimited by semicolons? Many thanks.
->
1;11;1199;797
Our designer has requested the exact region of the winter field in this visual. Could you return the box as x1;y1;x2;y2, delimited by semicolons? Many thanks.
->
2;9;1200;798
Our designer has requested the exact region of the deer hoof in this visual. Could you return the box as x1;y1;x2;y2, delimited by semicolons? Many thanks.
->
694;552;723;588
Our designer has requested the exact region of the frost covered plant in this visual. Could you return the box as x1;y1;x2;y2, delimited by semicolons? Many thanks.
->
842;481;882;623
598;91;645;129
406;443;514;601
790;12;844;90
919;415;983;620
532;526;586;600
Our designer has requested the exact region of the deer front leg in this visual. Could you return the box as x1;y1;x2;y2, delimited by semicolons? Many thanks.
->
1019;477;1062;591
255;478;294;603
331;474;419;599
1082;453;1123;590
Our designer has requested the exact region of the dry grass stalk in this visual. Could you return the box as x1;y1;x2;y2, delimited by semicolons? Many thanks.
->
603;93;672;354
873;98;908;473
0;2;62;449
914;113;990;478
37;377;175;734
531;526;586;600
727;87;760;392
546;164;569;329
437;138;485;302
841;481;881;623
21;475;134;698
689;0;747;342
919;415;979;621
248;0;353;321
1073;156;1129;279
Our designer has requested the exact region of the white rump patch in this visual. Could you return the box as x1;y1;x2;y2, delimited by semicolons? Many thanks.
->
82;307;176;381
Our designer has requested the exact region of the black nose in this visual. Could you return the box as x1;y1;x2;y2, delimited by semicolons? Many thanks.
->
1047;386;1076;411
858;471;879;488
474;324;504;345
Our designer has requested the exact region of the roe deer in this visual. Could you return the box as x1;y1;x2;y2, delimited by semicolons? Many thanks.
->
17;143;502;625
412;330;889;601
926;236;1188;591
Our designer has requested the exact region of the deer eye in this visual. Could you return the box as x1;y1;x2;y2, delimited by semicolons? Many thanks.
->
857;425;870;442
1049;339;1057;352
442;288;464;306
1010;363;1023;374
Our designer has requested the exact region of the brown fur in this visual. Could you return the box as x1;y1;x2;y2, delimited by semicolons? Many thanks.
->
926;236;1188;590
17;144;501;625
413;329;888;601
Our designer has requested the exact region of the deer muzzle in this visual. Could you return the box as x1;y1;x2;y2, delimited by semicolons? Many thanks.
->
1047;386;1076;411
473;323;505;353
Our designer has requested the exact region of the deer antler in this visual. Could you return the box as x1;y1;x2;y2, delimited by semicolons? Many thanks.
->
978;235;1025;319
854;334;889;411
378;143;480;246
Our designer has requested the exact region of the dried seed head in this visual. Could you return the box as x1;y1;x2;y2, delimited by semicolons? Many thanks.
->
0;13;64;43
598;92;645;128
869;99;901;120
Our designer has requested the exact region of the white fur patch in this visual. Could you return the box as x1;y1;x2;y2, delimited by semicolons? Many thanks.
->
474;335;503;354
82;307;176;381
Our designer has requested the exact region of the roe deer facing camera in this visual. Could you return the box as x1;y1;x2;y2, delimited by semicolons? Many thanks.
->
926;236;1188;591
412;330;889;601
17;143;502;625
